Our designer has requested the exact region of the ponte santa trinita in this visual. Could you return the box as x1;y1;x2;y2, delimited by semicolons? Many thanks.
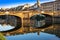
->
0;0;60;36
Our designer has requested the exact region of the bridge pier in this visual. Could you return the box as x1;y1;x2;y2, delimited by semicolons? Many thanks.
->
21;17;23;27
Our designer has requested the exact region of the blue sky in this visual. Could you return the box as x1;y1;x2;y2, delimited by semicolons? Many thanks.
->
0;0;55;8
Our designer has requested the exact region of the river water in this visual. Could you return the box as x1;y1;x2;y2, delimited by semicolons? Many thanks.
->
0;15;60;40
5;24;60;40
6;32;60;40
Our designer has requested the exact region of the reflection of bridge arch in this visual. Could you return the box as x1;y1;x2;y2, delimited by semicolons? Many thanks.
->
0;15;22;33
41;14;52;17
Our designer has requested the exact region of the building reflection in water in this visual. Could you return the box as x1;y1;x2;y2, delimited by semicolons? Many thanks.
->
2;24;60;39
37;31;40;35
0;15;60;39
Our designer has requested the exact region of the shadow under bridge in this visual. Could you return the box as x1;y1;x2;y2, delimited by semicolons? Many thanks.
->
30;14;52;28
0;15;22;32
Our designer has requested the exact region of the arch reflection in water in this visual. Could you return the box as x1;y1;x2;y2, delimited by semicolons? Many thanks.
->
0;24;14;31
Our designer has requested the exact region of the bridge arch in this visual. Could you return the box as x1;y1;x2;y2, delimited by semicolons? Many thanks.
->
0;15;22;33
41;14;52;17
30;14;52;28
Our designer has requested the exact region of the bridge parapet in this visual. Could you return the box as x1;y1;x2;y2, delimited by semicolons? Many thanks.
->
0;11;53;18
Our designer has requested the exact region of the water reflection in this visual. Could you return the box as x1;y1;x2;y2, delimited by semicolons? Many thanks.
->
2;24;59;40
43;24;60;38
0;24;15;31
6;32;60;40
0;15;60;40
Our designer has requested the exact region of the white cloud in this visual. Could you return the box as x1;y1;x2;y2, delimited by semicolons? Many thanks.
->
41;0;55;3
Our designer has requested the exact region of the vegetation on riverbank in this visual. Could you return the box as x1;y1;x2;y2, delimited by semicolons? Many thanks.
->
0;33;6;40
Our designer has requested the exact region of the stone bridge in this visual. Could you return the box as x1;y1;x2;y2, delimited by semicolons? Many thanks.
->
0;11;52;33
0;11;52;25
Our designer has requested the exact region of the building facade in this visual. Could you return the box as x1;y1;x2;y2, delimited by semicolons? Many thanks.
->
41;0;60;16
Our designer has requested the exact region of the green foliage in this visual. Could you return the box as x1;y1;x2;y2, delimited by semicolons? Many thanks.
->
0;33;6;40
